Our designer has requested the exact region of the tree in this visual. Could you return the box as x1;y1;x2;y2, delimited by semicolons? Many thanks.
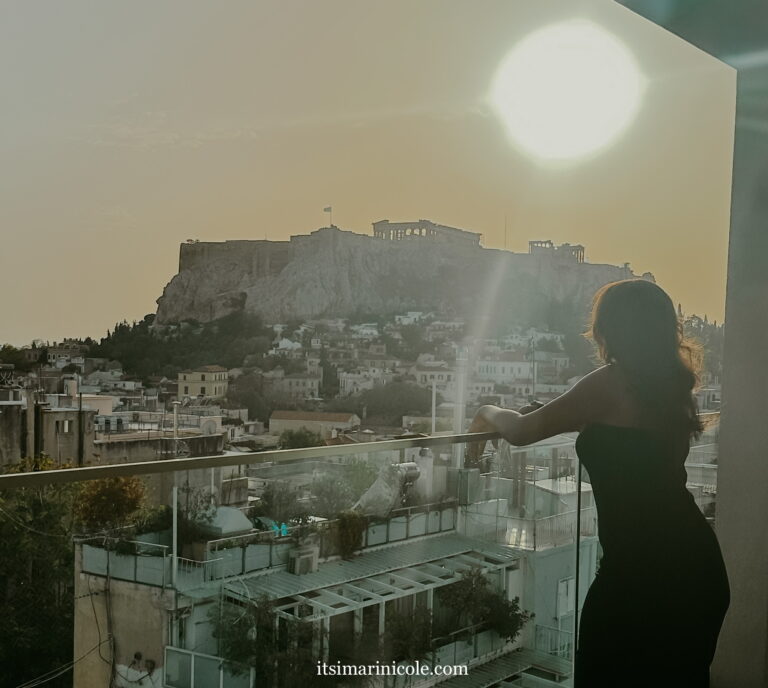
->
88;311;275;380
75;476;146;533
279;428;324;449
0;343;34;372
212;596;340;687
0;456;79;688
312;474;354;518
335;510;367;559
342;458;378;500
256;481;308;525
319;355;339;398
384;605;433;663
351;382;435;426
226;371;273;422
435;567;532;642
176;483;217;546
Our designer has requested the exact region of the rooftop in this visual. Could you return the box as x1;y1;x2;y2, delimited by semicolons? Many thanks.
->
270;410;359;422
180;365;228;373
223;533;520;617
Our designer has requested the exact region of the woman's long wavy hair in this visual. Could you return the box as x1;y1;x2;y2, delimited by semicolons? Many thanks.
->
588;279;703;443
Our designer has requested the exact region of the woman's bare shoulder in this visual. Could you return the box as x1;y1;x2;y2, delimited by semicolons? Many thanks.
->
572;365;618;395
575;364;643;426
568;365;628;419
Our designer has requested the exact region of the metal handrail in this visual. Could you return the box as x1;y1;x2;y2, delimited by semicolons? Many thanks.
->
0;431;499;489
0;411;719;490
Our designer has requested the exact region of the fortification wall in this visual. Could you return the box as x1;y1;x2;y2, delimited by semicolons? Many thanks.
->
157;228;650;325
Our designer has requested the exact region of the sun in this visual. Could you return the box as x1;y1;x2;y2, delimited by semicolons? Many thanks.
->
489;20;645;162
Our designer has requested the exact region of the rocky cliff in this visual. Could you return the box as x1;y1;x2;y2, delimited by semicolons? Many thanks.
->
155;227;650;326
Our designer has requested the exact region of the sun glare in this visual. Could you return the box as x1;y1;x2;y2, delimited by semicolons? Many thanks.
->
489;20;645;162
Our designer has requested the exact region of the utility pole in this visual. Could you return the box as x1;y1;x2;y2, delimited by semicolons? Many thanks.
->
431;379;437;434
172;401;180;587
453;346;468;467
77;391;84;467
25;382;36;459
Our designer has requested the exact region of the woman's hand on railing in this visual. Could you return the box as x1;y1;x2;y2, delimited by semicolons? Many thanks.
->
467;402;543;462
517;402;543;415
466;409;498;463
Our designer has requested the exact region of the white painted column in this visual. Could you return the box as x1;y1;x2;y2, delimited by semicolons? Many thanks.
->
321;616;331;663
711;76;768;687
378;602;386;644
353;608;363;643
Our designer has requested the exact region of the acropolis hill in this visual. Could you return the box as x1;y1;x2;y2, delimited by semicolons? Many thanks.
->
155;221;651;325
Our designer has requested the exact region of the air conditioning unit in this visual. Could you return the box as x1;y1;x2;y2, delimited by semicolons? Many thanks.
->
288;545;320;575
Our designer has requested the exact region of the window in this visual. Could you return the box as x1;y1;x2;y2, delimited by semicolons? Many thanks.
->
201;374;206;381
200;386;206;395
557;577;576;617
184;386;188;394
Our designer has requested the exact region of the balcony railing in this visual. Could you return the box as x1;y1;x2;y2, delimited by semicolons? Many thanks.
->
0;416;719;688
0;414;717;490
431;622;510;668
0;430;498;488
165;647;252;688
534;624;574;659
78;501;460;588
205;500;459;577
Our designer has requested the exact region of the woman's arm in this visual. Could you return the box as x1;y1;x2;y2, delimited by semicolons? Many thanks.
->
468;366;612;449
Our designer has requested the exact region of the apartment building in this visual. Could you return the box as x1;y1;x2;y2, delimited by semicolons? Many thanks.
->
178;365;229;399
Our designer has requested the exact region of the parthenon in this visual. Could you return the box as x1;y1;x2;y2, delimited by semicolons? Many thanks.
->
372;219;482;248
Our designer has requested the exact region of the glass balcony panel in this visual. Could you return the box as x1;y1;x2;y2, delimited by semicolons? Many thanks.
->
164;648;192;688
194;654;221;686
6;434;590;686
222;663;251;688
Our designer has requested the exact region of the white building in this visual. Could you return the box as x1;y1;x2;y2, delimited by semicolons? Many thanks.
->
394;311;429;326
349;323;379;338
268;410;361;439
338;368;394;396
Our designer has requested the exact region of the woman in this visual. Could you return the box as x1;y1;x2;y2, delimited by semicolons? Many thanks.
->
467;279;730;687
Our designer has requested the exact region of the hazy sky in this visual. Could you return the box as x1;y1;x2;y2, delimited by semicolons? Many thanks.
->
0;0;735;346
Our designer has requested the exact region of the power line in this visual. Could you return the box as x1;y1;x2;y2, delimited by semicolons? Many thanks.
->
0;504;67;539
13;639;111;688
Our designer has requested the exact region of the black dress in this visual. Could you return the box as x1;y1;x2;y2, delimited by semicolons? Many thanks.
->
574;424;730;688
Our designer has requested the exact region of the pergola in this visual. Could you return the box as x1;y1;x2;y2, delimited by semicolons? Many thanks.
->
223;534;521;659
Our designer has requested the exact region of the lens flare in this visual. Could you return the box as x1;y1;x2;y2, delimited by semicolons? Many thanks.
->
489;20;645;162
